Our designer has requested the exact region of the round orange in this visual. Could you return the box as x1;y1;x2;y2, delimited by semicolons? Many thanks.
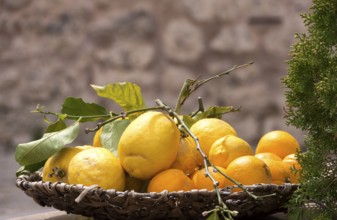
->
255;130;300;159
147;169;195;192
226;156;272;189
209;135;254;168
282;154;302;183
192;166;232;191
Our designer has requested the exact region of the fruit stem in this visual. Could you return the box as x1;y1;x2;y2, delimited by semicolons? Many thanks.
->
174;62;254;113
190;97;205;118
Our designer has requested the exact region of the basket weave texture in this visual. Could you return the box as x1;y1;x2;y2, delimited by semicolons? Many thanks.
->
16;172;298;220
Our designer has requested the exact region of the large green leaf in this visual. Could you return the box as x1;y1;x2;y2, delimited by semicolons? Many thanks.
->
101;119;130;156
15;122;80;166
61;97;110;122
91;83;146;111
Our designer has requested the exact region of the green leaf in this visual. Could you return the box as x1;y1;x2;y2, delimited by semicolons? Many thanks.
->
207;211;220;220
179;115;195;128
61;97;110;122
91;83;146;111
203;106;239;118
101;119;130;156
15;121;80;166
16;160;47;177
45;119;67;133
188;106;239;126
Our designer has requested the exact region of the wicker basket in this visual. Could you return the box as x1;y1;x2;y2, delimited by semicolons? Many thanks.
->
16;172;298;220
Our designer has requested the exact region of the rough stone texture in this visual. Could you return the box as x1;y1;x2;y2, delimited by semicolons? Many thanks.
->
0;0;311;152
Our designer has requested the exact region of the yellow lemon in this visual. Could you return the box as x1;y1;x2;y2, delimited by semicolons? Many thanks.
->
118;111;180;180
93;127;102;147
170;136;198;176
42;145;92;183
256;130;300;159
209;135;254;168
282;153;302;183
261;159;290;184
68;147;125;190
190;118;237;165
255;152;282;161
226;156;272;190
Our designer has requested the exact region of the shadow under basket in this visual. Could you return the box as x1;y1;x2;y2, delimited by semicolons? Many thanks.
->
16;172;299;220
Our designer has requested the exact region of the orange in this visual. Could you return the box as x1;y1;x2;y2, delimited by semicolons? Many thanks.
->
209;135;254;168
42;145;92;183
170;136;198;176
192;166;232;191
255;152;282;161
226;156;272;189
261;159;290;184
147;169;195;192
68;147;125;190
255;130;300;159
282;154;302;183
93;127;102;147
190;118;237;165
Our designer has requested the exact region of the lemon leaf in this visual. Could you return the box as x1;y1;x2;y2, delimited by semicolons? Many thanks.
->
203;106;239;118
61;97;110;122
45;118;67;133
91;83;146;111
15;121;80;166
189;106;239;125
101;119;130;156
206;211;220;220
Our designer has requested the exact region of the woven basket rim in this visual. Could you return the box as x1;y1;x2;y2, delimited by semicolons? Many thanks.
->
16;172;299;219
16;171;299;194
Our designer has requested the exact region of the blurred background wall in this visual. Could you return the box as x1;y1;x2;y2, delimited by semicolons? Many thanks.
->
1;0;310;151
0;0;312;217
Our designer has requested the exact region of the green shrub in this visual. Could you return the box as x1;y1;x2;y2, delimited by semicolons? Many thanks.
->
283;0;337;219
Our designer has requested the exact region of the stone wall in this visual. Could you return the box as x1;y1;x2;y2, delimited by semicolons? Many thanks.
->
0;0;311;152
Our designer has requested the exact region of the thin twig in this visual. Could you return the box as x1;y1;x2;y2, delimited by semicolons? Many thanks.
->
85;106;167;133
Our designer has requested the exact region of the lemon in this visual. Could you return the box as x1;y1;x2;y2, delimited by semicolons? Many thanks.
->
226;156;272;191
147;169;195;192
209;135;254;168
170;136;198;176
190;118;237;164
68;147;125;190
256;130;300;159
42;145;92;183
118;111;180;180
92;127;102;147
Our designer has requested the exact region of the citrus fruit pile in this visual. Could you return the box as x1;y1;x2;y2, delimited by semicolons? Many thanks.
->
41;111;302;193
